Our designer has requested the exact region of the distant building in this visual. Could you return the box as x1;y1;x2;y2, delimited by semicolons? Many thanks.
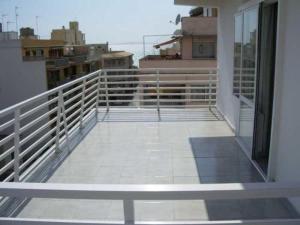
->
0;31;18;41
0;23;2;32
139;7;218;107
51;21;85;45
140;8;217;68
20;27;38;40
101;51;134;69
22;39;107;89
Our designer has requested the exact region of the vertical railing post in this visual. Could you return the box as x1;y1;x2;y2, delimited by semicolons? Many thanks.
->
79;78;87;130
124;200;134;225
208;70;212;110
13;108;21;182
95;71;101;120
59;90;70;151
156;70;160;112
55;91;62;152
104;71;109;112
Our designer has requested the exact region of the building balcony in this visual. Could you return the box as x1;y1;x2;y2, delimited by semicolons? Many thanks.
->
0;68;299;224
46;58;69;68
181;16;217;36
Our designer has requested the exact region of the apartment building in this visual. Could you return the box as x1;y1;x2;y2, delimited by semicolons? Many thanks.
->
22;39;107;89
139;8;218;107
100;51;137;106
51;21;86;45
0;23;18;41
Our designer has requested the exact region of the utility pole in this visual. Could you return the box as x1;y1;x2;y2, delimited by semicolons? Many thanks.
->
15;6;19;35
35;16;39;39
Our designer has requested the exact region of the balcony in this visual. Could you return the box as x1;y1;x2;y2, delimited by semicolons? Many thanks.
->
46;58;69;68
0;68;299;224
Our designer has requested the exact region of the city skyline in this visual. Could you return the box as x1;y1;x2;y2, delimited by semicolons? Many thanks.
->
0;0;192;63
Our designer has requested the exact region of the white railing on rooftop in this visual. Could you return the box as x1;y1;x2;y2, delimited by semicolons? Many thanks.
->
1;68;300;224
0;68;217;183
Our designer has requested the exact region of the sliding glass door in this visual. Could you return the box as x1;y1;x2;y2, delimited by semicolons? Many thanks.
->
234;6;259;152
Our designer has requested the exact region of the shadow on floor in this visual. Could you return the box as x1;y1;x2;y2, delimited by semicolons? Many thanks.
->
189;136;299;220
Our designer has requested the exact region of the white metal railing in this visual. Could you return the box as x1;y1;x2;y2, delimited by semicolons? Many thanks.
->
0;68;299;224
1;182;300;224
0;68;217;183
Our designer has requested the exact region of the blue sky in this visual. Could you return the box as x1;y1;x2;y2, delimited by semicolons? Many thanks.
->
0;0;192;63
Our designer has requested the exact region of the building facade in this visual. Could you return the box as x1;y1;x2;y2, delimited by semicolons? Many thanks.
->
51;21;86;45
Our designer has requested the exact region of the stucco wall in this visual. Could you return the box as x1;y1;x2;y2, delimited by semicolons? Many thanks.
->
0;40;47;110
216;0;243;130
269;0;300;210
181;36;217;60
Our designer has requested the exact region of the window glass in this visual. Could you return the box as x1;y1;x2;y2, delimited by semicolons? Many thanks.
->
233;14;243;96
241;8;258;102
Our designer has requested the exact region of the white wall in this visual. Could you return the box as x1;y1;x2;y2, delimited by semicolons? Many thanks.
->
268;0;300;210
0;40;47;110
216;0;243;130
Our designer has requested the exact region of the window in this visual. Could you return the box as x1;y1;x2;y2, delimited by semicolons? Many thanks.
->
233;7;258;102
192;40;216;59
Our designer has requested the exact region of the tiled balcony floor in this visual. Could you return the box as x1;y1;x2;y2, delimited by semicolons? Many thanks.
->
17;109;298;221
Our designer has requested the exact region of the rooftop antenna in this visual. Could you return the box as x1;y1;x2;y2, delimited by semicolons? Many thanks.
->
15;6;19;34
35;16;39;39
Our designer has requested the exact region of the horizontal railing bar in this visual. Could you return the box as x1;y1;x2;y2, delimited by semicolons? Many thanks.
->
66;108;81;123
102;67;218;72
101;86;216;91
98;105;215;109
20;97;58;120
0;133;14;147
1;182;300;200
20;116;57;147
0;119;14;133
99;99;215;103
84;84;98;95
84;96;97;109
85;76;99;86
20;126;57;159
104;93;216;97
3;171;14;182
0;160;14;177
0;71;99;118
102;73;217;79
20;107;58;134
84;89;98;102
2;218;300;225
64;92;83;106
65;101;82;114
63;84;83;97
19;136;56;171
103;80;217;85
0;146;14;162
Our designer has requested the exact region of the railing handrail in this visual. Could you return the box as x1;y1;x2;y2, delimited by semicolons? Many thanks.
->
1;182;300;200
0;68;218;117
0;70;100;117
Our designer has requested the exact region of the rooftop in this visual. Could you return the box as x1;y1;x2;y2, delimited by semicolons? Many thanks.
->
102;51;133;59
0;68;299;224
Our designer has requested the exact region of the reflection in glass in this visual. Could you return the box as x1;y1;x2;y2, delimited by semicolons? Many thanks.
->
241;8;258;102
233;14;243;96
239;100;255;151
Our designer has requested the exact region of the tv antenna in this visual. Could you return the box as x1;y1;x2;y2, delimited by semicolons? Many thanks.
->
1;14;7;31
15;6;19;34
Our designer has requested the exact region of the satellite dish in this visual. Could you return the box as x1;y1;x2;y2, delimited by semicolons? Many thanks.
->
175;14;181;25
